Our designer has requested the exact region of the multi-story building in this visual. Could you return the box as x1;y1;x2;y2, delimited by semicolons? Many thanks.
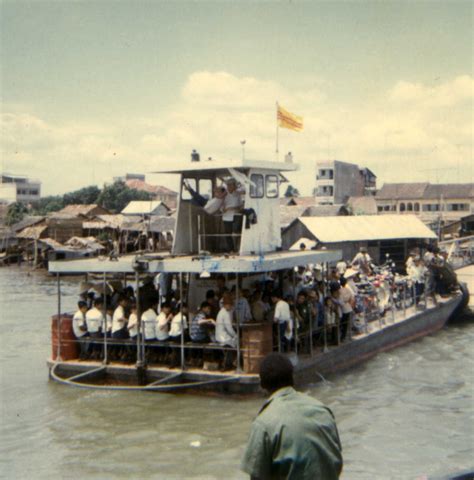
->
0;173;41;204
375;183;473;224
314;160;376;205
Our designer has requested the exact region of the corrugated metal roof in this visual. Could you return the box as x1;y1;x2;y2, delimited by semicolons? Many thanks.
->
11;216;45;233
376;183;429;200
424;184;474;199
121;201;170;215
298;215;437;243
16;224;48;239
58;204;108;216
346;196;378;215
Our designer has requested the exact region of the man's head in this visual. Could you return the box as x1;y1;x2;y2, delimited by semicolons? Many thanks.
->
93;298;103;309
297;291;307;304
226;178;237;193
270;291;281;304
340;277;347;287
360;246;368;253
200;301;212;315
161;302;172;314
259;353;294;393
214;186;227;199
77;300;88;312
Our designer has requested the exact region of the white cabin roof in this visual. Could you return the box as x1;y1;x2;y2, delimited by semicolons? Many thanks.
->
48;250;341;275
121;201;169;215
153;158;299;174
295;215;437;243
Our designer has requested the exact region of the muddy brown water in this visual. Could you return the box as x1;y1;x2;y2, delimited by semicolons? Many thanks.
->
0;267;472;479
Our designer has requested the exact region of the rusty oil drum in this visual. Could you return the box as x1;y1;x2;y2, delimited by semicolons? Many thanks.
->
241;323;273;374
51;314;79;360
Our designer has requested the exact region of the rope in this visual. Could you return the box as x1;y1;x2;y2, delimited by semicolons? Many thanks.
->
49;362;240;392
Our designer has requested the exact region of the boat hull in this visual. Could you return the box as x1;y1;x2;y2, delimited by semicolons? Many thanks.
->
48;292;465;394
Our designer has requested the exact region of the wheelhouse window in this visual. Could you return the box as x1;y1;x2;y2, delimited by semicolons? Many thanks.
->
181;178;196;200
198;178;213;200
265;174;279;198
249;174;264;198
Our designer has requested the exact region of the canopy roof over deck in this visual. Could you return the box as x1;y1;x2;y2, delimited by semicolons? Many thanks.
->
153;158;299;175
48;249;341;275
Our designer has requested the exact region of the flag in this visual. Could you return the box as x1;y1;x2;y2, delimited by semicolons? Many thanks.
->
277;104;303;132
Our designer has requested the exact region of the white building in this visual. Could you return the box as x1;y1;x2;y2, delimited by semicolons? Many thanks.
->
314;160;376;205
0;173;41;205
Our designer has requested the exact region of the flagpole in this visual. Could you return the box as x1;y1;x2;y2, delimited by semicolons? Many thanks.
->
275;101;279;160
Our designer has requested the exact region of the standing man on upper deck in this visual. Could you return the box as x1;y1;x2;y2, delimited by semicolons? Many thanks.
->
241;353;343;479
222;178;244;252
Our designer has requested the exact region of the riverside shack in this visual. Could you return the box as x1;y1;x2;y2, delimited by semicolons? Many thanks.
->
282;214;437;267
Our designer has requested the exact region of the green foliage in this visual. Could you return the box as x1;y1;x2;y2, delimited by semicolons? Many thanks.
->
31;196;65;215
284;185;300;198
6;202;29;226
97;181;153;213
63;185;101;206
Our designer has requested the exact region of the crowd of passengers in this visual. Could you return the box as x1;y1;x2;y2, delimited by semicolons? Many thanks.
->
72;244;456;367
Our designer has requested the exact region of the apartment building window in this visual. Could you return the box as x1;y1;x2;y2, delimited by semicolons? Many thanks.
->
29;189;39;195
422;204;440;212
414;203;420;212
447;203;469;211
400;203;406;212
407;203;413;211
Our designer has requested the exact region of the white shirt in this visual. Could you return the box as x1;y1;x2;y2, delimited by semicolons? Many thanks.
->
408;263;428;283
339;286;354;314
204;197;224;215
352;252;372;267
128;313;138;337
215;308;237;347
273;300;291;324
155;311;171;340
72;309;87;338
169;312;188;337
106;314;113;333
222;190;243;221
85;307;104;333
142;308;157;340
112;305;127;333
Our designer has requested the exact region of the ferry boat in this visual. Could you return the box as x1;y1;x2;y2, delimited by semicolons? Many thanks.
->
47;157;468;394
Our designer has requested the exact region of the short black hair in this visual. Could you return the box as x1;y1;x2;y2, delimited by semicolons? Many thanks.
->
270;290;282;299
200;301;211;309
94;298;103;307
340;277;347;286
161;302;171;310
259;353;294;392
206;289;216;299
329;281;341;293
78;301;87;309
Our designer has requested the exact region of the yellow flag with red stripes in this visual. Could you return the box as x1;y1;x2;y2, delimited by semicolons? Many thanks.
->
277;104;303;132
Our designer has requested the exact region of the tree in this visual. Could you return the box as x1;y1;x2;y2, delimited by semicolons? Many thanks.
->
63;185;101;205
284;185;300;198
6;202;28;226
97;181;153;213
31;196;65;215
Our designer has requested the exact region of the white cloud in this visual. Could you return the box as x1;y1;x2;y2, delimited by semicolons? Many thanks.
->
1;72;472;195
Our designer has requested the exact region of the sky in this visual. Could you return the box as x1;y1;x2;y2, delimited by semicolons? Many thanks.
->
1;1;472;196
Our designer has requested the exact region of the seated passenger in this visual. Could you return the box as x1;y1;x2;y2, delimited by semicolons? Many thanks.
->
190;302;216;343
169;304;189;341
72;301;89;359
86;298;105;359
112;296;129;339
215;300;237;348
155;302;173;341
206;289;220;319
235;289;252;325
142;301;158;341
127;302;138;341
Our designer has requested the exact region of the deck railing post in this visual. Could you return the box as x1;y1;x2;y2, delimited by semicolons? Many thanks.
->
56;273;61;360
235;279;242;373
179;272;185;370
102;272;108;364
135;272;143;368
403;283;407;318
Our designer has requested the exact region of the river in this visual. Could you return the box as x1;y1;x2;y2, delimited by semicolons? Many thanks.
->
0;267;472;479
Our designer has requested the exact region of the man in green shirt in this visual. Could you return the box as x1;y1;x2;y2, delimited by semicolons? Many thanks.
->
241;353;343;479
